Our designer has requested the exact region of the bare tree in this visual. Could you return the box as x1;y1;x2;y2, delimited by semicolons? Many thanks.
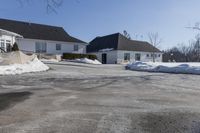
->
123;30;131;40
192;34;200;61
178;43;190;62
148;32;162;62
46;0;63;14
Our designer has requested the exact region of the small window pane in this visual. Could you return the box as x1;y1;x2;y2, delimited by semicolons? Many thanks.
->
124;53;130;61
35;42;47;53
135;53;141;61
56;44;61;50
74;45;79;51
0;39;5;50
6;40;12;52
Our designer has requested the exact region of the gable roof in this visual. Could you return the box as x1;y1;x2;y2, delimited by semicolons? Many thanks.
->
87;33;161;53
0;18;85;43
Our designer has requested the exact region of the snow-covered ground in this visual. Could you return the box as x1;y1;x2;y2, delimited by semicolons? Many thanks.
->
66;58;102;65
127;61;200;74
0;58;49;75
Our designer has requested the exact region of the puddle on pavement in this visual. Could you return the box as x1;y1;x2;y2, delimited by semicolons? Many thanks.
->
138;111;200;133
0;91;32;111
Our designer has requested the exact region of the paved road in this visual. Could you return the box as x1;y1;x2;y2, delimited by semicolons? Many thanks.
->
0;62;200;133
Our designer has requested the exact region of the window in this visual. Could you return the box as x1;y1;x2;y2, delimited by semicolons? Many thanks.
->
151;53;157;58
124;53;130;61
135;53;141;61
158;54;161;57
146;54;149;57
0;39;5;51
56;44;61;51
74;45;79;51
35;42;47;53
6;40;11;52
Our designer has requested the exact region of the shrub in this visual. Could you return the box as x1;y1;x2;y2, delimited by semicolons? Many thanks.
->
62;53;97;60
12;42;19;51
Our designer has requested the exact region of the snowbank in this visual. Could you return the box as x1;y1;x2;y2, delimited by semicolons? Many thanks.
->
126;62;200;74
0;57;49;75
69;58;102;65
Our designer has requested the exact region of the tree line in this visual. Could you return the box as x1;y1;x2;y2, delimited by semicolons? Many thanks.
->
163;35;200;62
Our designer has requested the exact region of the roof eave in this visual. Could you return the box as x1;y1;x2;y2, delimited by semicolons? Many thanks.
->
0;28;23;38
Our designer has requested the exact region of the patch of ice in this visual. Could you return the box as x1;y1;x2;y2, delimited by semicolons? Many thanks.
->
127;61;200;74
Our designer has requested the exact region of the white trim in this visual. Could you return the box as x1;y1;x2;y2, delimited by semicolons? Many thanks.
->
0;29;23;38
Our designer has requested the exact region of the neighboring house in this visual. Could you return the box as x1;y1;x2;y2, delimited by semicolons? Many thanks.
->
0;18;87;54
87;33;163;64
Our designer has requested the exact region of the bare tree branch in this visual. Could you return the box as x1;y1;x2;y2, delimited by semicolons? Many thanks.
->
148;32;162;48
122;30;131;40
148;32;162;62
16;0;63;14
46;0;63;14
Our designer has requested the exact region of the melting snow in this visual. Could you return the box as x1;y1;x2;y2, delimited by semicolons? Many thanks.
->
68;58;102;65
127;61;200;74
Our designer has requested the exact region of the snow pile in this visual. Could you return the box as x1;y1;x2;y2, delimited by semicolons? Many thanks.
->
73;58;102;65
0;51;36;65
0;57;49;75
126;62;200;74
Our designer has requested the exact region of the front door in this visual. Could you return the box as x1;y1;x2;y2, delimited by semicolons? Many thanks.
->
102;53;107;64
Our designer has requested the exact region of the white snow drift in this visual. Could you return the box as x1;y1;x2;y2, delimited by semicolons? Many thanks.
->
0;51;49;75
69;58;102;65
127;61;200;74
0;58;49;75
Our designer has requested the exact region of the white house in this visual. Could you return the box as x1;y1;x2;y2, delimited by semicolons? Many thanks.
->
87;33;163;64
0;18;87;54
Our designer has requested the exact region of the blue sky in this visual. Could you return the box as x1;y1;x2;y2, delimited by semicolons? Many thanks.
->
0;0;200;50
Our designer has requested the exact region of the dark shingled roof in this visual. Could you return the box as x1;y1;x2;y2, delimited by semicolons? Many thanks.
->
0;18;85;43
87;33;161;53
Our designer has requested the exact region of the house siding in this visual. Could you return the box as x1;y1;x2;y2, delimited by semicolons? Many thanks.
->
16;38;87;54
89;50;163;64
117;50;163;63
90;51;118;64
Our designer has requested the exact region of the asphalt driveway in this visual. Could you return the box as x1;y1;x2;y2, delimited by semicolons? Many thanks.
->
0;62;200;133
